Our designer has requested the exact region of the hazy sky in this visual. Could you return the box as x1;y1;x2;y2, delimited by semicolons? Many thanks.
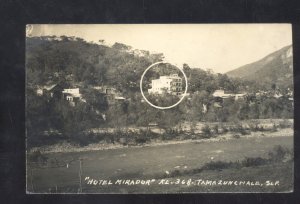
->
28;24;292;73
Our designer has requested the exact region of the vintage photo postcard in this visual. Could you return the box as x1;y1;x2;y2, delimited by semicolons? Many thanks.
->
26;24;293;193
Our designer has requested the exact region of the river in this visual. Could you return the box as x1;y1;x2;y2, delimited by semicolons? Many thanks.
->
28;134;293;193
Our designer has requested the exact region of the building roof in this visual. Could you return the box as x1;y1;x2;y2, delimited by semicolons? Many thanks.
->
115;96;125;100
38;84;57;91
212;90;234;98
62;88;81;98
160;74;181;80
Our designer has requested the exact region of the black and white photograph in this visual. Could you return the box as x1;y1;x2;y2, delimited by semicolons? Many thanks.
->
25;24;293;193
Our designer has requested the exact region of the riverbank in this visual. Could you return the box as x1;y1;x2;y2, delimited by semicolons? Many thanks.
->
29;128;293;154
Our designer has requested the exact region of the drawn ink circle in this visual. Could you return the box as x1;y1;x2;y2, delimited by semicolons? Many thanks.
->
140;61;188;109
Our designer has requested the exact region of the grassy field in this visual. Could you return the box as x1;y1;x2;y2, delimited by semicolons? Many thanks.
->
27;128;293;193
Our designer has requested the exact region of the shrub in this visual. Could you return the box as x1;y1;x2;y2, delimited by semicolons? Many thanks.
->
134;135;148;144
238;125;248;135
268;145;292;162
232;134;240;139
258;126;265;132
220;126;229;133
119;137;127;145
201;161;240;170
249;124;258;131
241;157;268;167
28;150;48;164
191;168;202;174
48;157;61;167
231;124;248;135
201;125;212;138
271;123;278;132
72;133;90;147
139;129;149;136
279;119;293;129
160;133;173;141
169;169;182;177
213;125;219;134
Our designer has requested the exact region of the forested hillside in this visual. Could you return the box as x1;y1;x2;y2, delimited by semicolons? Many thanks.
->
26;36;293;148
26;36;257;94
26;36;164;93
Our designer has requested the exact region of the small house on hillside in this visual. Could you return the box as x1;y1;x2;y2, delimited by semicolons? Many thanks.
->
212;90;246;101
107;95;126;105
62;88;85;106
92;86;117;95
235;93;246;100
212;90;234;99
92;86;126;105
273;92;283;99
114;96;126;100
36;84;64;99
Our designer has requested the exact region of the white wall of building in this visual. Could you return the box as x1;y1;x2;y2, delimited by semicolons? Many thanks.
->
148;74;182;95
62;88;81;97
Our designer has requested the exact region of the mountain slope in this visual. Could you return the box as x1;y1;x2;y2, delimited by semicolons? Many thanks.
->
226;45;293;88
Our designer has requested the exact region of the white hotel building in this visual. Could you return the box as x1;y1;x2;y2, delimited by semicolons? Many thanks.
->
148;74;183;95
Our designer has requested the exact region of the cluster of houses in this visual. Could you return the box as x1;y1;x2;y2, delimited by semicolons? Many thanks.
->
35;79;293;110
211;88;294;107
36;83;85;106
254;89;294;101
212;89;293;100
91;86;126;103
36;83;125;107
212;90;246;100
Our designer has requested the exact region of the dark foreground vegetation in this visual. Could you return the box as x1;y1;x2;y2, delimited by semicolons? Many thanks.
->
162;145;293;178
